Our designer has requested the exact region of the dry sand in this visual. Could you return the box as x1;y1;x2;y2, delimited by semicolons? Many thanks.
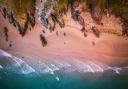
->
0;10;128;68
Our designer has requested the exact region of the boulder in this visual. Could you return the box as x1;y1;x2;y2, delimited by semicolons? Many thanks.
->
122;24;128;36
1;7;7;18
7;11;15;24
16;21;26;36
3;27;8;41
48;18;56;32
57;17;65;28
71;9;85;30
22;17;29;36
40;12;49;28
121;19;128;36
28;13;35;28
91;26;100;38
40;34;47;47
50;12;65;28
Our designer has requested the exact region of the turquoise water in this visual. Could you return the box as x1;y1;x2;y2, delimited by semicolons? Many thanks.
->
0;70;128;89
0;49;128;89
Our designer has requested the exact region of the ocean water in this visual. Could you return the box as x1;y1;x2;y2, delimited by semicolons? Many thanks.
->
0;70;128;89
0;50;128;89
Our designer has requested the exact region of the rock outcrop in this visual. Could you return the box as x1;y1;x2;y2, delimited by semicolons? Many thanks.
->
36;0;65;32
40;34;47;47
3;27;8;41
122;19;128;36
0;6;36;36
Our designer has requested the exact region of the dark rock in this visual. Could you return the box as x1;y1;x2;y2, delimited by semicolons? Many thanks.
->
40;12;49;28
39;10;65;31
50;13;57;22
13;20;17;27
50;12;65;28
71;8;85;30
92;16;102;25
22;14;29;36
3;27;8;41
42;30;46;33
122;19;128;36
71;10;80;21
77;15;85;26
28;13;35;28
1;7;7;18
9;44;12;47
49;20;56;32
58;18;65;28
122;28;128;36
16;21;26;36
40;34;47;47
7;11;15;24
16;13;29;36
1;8;35;37
63;32;66;36
81;27;86;32
13;16;28;36
100;22;103;26
12;13;29;36
91;26;100;38
18;27;25;36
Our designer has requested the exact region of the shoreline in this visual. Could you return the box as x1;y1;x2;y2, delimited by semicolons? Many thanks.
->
0;9;128;68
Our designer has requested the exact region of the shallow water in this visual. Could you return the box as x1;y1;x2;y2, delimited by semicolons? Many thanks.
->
0;50;128;89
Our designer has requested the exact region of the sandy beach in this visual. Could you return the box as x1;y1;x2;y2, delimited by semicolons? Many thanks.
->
0;9;128;68
0;1;128;89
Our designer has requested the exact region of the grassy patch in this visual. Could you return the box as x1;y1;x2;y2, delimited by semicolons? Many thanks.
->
11;0;35;17
0;0;4;4
107;0;128;20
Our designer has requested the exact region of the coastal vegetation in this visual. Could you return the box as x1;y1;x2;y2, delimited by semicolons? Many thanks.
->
6;0;126;20
0;0;128;36
0;0;128;20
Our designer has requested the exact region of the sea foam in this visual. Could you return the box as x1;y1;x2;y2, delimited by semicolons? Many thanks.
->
0;49;127;75
0;65;3;69
0;49;35;74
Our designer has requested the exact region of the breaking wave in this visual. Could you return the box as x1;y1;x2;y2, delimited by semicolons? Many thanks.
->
0;49;128;75
0;49;35;74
